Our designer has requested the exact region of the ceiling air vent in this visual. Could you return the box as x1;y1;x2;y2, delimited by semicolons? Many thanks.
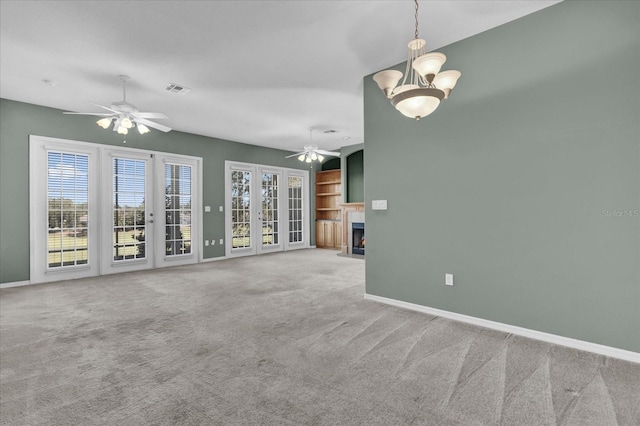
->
165;83;191;94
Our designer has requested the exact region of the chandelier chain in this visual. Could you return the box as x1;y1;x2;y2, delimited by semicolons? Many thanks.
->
414;0;419;39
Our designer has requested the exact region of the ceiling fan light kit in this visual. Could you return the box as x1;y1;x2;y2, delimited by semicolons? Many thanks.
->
64;75;172;135
373;0;461;120
286;129;339;163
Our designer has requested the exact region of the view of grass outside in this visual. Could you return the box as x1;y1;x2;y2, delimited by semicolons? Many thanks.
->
232;225;274;247
47;231;88;267
47;226;193;266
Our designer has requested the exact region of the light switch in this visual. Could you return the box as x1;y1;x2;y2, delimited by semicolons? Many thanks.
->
372;200;388;210
204;240;210;246
219;206;224;212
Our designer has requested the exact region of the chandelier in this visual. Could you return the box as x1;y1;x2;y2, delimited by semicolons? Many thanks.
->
372;0;461;120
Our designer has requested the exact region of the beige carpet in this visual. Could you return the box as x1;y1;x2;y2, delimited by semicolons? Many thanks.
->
1;249;638;425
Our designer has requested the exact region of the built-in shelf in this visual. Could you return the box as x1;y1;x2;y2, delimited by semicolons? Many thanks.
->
316;169;342;249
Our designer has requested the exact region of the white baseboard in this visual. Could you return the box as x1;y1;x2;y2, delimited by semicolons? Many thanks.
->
0;280;32;289
364;293;640;364
200;256;227;263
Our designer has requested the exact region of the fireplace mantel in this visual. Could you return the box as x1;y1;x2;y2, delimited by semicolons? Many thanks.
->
340;203;364;254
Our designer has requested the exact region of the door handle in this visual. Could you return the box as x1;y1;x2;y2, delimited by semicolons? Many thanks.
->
147;219;154;224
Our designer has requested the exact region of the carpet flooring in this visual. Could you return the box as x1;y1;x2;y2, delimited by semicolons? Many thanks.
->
1;249;638;425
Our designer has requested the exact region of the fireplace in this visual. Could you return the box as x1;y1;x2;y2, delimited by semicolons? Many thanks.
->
352;222;365;255
341;203;364;255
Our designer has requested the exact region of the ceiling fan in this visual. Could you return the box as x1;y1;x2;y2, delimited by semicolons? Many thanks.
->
286;129;340;163
286;144;340;163
63;75;171;135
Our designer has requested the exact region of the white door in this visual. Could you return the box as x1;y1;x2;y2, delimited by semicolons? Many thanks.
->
225;161;309;258
30;138;100;283
257;168;283;255
102;152;200;274
155;155;200;268
30;136;201;284
284;171;309;251
101;150;155;274
227;164;254;257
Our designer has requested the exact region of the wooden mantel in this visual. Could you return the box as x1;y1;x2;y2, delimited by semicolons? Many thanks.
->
340;203;365;254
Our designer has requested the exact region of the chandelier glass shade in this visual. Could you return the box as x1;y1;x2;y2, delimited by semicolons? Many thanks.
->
373;0;461;120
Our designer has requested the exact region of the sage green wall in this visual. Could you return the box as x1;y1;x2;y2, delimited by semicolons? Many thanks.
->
0;99;318;284
339;143;364;204
346;150;364;203
363;1;639;352
321;157;340;171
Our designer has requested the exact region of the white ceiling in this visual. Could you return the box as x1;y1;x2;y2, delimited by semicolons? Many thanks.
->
0;0;560;153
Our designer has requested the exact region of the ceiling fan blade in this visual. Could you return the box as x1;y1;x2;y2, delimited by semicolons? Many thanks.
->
90;103;121;114
63;112;113;116
316;150;340;157
132;112;169;119
135;117;172;133
285;152;305;158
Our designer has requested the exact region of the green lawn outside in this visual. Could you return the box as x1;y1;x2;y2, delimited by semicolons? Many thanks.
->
48;226;193;266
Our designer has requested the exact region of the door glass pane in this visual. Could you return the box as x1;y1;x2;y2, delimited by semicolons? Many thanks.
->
165;164;192;256
113;158;146;261
262;173;279;246
47;151;89;268
288;176;303;243
231;170;251;248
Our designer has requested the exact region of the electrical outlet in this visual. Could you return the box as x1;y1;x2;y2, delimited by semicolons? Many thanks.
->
205;240;210;246
204;206;211;212
219;206;223;212
445;274;454;286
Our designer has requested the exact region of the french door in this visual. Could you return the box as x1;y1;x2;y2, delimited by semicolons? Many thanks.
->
101;150;155;274
30;136;201;283
101;151;199;273
225;161;309;257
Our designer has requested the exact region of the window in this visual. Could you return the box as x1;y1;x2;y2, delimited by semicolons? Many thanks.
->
288;176;303;243
113;158;147;261
231;170;251;249
47;151;89;268
165;163;192;256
